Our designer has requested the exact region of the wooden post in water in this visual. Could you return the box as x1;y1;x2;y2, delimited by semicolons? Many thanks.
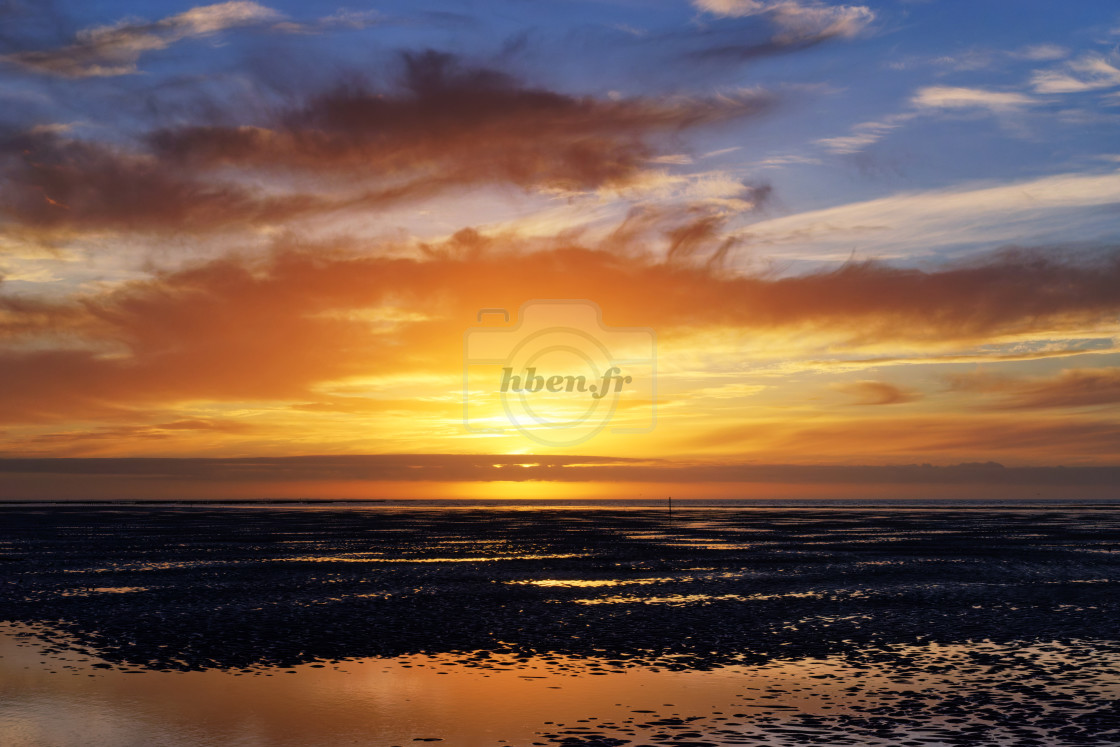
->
668;495;672;524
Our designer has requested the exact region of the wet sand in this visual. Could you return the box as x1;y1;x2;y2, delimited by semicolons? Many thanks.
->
2;504;1119;744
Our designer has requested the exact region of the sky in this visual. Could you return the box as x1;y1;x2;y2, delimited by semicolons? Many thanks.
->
0;0;1119;499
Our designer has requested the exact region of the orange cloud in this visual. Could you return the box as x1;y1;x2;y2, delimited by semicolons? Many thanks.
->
17;419;253;447
688;415;1120;463
946;368;1120;410
831;380;921;405
1;230;1119;425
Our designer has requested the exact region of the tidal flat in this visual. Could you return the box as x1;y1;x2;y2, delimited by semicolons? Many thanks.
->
2;503;1119;745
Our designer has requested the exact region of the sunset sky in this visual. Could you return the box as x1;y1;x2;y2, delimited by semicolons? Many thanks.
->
1;0;1119;499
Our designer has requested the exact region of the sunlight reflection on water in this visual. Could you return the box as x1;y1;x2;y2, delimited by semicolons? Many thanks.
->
5;623;1120;747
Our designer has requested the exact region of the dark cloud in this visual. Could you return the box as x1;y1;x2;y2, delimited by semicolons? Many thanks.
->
0;52;771;238
151;50;767;184
0;129;325;233
0;454;1115;485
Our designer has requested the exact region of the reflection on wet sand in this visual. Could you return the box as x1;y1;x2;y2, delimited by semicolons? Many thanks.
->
570;593;750;605
3;624;1119;746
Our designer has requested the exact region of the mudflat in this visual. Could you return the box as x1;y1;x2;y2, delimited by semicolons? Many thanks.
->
2;504;1119;745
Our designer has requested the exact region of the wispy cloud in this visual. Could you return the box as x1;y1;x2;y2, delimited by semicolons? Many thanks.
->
889;44;1069;72
0;2;281;77
815;113;916;154
273;8;383;34
1031;53;1120;94
911;86;1038;112
735;169;1120;258
686;0;874;62
1013;43;1069;62
694;0;874;42
816;86;1036;156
